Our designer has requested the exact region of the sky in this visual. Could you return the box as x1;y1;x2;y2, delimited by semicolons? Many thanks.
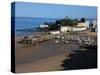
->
13;2;97;19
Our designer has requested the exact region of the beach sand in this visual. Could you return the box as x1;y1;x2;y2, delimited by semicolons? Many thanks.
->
15;36;78;73
15;32;97;73
16;54;70;73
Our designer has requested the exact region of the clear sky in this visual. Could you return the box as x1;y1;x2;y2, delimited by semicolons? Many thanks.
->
14;2;97;19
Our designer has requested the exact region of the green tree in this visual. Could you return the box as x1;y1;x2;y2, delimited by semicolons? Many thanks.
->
47;16;79;30
81;17;86;22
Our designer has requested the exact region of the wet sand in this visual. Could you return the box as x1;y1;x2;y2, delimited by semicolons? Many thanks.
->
15;37;79;73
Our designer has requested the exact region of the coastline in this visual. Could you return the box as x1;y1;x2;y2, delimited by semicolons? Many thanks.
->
15;32;79;73
15;31;97;73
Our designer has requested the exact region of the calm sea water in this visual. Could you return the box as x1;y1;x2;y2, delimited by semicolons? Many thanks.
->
14;17;95;36
15;17;58;36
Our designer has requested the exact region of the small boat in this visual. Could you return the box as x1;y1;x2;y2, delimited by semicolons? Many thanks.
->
55;40;59;43
64;40;69;44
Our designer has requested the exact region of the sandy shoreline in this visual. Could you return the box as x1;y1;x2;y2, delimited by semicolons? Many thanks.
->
15;35;78;73
15;31;97;73
16;54;70;73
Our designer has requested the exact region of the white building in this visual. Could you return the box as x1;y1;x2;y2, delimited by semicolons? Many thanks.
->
60;26;72;32
74;22;87;31
60;22;87;32
73;27;86;31
50;31;60;35
40;24;49;28
85;21;89;28
77;22;86;27
93;20;97;32
93;20;97;28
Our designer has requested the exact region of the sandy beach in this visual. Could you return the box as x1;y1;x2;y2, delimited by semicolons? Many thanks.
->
16;54;70;73
15;32;97;73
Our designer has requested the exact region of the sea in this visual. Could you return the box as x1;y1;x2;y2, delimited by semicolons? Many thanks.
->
13;17;95;36
14;17;58;36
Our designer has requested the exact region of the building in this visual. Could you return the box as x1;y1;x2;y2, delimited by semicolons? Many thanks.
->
92;20;97;32
85;21;89;28
93;20;97;29
77;22;86;28
50;31;60;34
60;22;87;32
74;22;87;31
60;26;72;32
40;24;49;28
60;26;68;32
73;27;86;31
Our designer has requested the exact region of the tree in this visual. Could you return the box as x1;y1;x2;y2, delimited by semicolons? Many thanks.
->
47;16;79;30
64;16;69;20
81;17;86;22
48;22;58;30
73;19;78;26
